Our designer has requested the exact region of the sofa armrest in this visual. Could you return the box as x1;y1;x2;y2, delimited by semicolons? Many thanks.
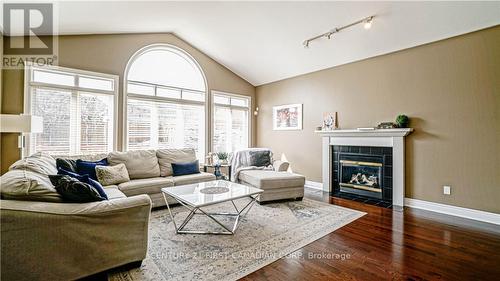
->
273;160;290;172
1;195;152;281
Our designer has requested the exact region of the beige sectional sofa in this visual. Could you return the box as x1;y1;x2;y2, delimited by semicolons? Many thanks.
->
0;149;215;280
62;149;216;207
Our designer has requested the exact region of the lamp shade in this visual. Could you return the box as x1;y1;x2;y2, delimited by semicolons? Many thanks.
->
0;114;43;133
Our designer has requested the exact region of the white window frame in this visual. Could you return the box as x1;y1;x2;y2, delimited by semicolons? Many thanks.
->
211;90;252;153
23;62;119;156
123;43;209;155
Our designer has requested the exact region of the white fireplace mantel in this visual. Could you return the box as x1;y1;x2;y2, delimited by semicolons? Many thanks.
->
316;128;413;209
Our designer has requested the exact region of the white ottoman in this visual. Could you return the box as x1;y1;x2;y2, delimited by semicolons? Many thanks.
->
239;170;305;203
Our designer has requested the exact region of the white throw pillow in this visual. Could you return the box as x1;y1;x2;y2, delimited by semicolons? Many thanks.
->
96;163;130;186
107;150;160;179
157;149;196;177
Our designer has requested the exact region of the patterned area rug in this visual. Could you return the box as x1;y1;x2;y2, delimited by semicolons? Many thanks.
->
109;198;365;281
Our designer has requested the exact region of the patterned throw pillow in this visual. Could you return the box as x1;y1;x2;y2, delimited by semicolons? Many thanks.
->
248;150;272;167
95;163;130;186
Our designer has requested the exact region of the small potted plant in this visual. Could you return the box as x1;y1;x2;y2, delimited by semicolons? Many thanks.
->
216;152;229;165
395;114;409;128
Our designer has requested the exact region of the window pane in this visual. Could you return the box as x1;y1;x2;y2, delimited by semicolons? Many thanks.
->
231;97;248;107
213;106;248;153
128;99;205;160
128;82;155;96
127;99;153;150
157;102;205;160
182;90;205;102
30;88;72;155
231;109;249;151
157;87;181;99
33;70;75;86
127;47;205;91
79;76;114;91
213;95;230;105
80;92;114;154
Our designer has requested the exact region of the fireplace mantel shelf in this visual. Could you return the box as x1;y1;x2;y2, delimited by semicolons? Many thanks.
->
315;128;413;137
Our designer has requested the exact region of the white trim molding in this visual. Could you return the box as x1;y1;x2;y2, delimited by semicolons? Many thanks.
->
404;198;500;225
305;180;323;190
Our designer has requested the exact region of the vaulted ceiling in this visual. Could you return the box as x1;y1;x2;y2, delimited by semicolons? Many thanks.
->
6;1;500;86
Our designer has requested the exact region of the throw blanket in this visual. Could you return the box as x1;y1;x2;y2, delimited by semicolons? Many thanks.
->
230;148;274;182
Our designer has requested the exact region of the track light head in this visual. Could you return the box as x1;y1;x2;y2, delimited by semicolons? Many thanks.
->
303;40;310;48
364;16;373;29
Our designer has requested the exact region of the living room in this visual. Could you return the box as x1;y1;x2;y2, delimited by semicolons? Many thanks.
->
1;1;499;281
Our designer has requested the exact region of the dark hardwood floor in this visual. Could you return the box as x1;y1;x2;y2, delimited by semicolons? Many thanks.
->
241;188;500;281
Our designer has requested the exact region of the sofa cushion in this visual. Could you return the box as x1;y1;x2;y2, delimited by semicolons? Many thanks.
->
248;150;272;167
76;158;108;180
104;187;127;200
157;149;196;177
0;169;62;202
239;170;305;190
118;177;174;196
172;172;216;186
56;158;78;173
172;160;200;177
108;150;160;179
48;175;106;203
96;163;130;186
57;168;108;200
9;152;57;176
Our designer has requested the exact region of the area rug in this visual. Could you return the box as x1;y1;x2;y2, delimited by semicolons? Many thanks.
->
109;198;365;281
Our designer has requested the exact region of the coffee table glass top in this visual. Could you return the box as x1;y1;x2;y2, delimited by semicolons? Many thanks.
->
161;180;263;207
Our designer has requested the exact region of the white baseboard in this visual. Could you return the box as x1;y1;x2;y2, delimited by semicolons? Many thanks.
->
404;198;500;225
305;180;323;190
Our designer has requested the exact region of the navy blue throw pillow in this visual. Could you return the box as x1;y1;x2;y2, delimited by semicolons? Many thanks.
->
49;175;106;203
172;160;200;177
58;168;108;200
76;158;108;181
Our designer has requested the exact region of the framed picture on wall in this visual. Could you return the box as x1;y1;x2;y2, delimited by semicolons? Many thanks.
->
273;104;303;130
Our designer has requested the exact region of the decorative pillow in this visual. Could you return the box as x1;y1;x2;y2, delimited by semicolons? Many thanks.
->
58;168;108;200
9;152;57;176
48;175;106;203
171;160;200;177
76;158;108;180
95;163;130;186
56;158;78;173
249;150;272;167
157;148;196;177
0;169;62;202
107;150;160;179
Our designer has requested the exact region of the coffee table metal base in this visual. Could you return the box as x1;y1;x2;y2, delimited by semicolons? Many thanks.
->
163;193;260;235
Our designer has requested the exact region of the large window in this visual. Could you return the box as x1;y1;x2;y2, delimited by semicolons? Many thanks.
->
25;65;118;156
212;91;250;153
125;45;206;160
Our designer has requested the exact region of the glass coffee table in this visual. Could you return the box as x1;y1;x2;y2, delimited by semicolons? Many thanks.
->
161;180;263;235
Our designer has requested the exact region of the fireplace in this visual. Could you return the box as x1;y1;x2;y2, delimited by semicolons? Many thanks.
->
316;128;412;209
332;145;393;204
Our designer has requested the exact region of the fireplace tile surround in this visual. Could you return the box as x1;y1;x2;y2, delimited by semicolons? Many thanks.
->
316;128;413;210
333;145;393;206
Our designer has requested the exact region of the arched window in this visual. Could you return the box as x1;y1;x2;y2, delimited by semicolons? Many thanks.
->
125;44;206;160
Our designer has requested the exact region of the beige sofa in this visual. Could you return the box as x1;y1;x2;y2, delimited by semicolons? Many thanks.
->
60;149;216;207
0;149;215;280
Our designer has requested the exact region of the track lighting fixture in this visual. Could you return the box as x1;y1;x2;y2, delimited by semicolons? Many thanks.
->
303;15;375;48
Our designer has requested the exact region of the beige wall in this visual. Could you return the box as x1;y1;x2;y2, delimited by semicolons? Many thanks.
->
1;33;255;173
256;26;500;213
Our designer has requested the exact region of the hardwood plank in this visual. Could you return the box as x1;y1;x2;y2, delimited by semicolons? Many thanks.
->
242;189;500;280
